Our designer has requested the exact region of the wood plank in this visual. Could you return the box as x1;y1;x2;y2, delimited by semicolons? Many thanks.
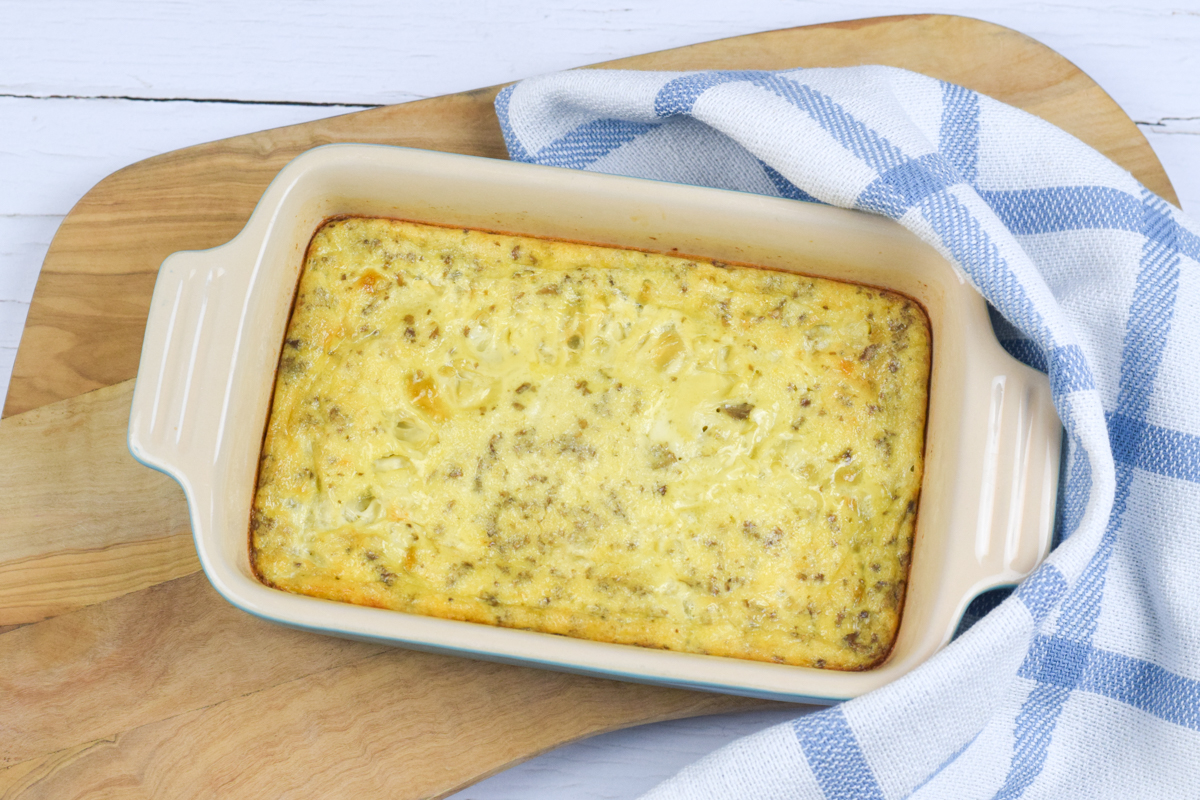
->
5;14;1175;417
1;660;767;800
0;572;775;797
0;573;382;769
0;381;195;624
0;534;197;628
6;1;1197;129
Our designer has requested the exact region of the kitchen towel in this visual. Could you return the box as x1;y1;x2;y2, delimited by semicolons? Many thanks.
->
496;67;1200;798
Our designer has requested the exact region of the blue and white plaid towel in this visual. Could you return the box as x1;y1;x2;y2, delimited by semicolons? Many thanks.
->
496;67;1200;798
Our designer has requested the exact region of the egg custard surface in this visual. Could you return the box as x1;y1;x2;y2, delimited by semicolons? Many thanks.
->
251;217;931;670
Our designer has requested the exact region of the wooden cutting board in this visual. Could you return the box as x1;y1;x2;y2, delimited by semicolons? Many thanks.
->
0;14;1175;799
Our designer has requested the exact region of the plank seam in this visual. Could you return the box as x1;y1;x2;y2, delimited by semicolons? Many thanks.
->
0;92;380;108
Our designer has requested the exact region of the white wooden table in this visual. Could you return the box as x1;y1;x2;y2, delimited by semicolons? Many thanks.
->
4;2;1197;797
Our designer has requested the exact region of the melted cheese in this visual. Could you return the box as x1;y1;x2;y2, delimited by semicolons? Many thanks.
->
251;217;931;670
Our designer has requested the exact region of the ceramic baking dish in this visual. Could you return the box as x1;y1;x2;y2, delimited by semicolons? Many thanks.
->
128;144;1060;703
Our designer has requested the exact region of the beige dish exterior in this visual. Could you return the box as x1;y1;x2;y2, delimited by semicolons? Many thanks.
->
128;144;1060;702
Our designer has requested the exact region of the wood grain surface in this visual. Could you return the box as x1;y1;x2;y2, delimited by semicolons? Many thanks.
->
0;566;753;798
1;15;1174;799
0;382;197;626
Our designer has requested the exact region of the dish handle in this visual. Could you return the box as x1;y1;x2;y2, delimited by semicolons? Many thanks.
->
127;237;260;484
959;345;1062;600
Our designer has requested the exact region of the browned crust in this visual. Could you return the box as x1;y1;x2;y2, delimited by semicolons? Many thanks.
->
250;217;930;670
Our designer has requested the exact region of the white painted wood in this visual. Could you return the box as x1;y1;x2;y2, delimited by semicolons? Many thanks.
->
0;96;360;217
0;96;356;401
5;1;1199;124
1144;125;1200;213
2;1;1198;796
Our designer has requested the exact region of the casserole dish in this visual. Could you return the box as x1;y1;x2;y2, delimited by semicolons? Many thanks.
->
128;144;1060;702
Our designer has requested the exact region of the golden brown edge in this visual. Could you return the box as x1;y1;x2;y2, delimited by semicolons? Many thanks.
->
248;213;934;672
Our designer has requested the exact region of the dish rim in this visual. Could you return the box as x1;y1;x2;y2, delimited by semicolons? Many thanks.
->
127;143;1061;702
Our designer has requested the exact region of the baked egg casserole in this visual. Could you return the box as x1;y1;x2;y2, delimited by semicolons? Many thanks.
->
250;217;931;670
